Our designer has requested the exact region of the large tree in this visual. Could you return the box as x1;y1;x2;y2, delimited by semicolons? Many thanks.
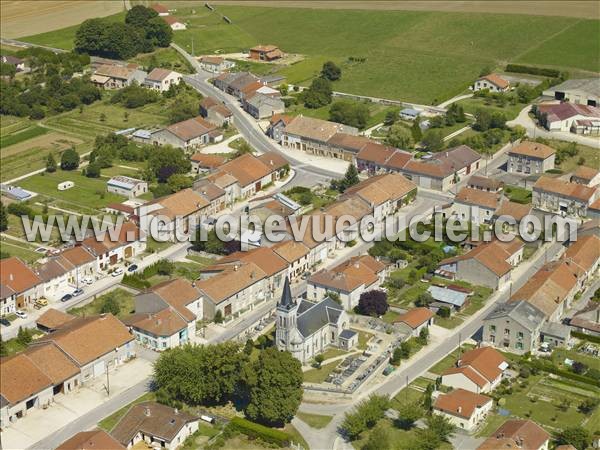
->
244;347;303;426
153;343;248;405
321;61;342;81
386;124;414;149
421;129;444;152
329;101;369;129
556;426;591;450
357;290;388;316
125;5;158;28
303;77;332;109
148;146;191;182
60;148;80;170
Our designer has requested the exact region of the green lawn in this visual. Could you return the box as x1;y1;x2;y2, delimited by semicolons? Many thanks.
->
130;47;194;74
98;391;156;432
19;169;127;211
553;140;600;174
456;97;525;121
0;125;50;148
18;6;599;104
68;289;135;320
428;344;476;375
357;330;373;350
296;412;333;429
504;185;532;204
303;360;340;384
0;238;44;264
0;329;44;356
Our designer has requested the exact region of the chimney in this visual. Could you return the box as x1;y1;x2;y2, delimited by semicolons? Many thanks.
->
174;408;179;415
234;264;239;271
9;273;13;281
144;407;151;417
457;406;462;414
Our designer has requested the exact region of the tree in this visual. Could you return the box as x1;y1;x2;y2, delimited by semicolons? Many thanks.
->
398;341;411;359
214;309;223;324
245;347;303;426
0;62;16;79
415;292;433;308
0;202;7;232
396;401;423;429
572;361;587;375
100;294;120;316
421;129;444;152
417;327;429;345
167;174;193;192
413;428;442;450
321;61;341;81
555;426;591;450
148;146;191;182
125;5;158;28
331;163;360;193
386;124;414;149
426;414;456;443
437;306;451;318
313;354;324;369
479;66;492;77
153;342;247;405
411;119;423;142
422;383;434;411
84;160;102;178
0;334;7;357
46;152;57;173
341;394;390;440
303;77;332;108
578;398;599;415
60;148;80;170
390;347;402;366
243;339;254;355
384;108;398;126
357;290;388;316
361;425;390;450
17;326;32;346
329;101;370;129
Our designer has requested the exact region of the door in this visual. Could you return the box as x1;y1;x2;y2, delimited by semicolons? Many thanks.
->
109;254;118;265
224;304;232;316
16;295;24;308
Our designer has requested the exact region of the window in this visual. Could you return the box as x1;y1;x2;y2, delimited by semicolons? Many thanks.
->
504;328;510;336
517;332;524;340
490;325;496;332
516;342;523;350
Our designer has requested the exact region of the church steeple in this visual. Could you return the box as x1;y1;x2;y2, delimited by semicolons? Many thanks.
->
278;276;295;309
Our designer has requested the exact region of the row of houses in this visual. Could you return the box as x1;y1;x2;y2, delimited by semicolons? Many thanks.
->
0;222;145;313
483;234;600;353
213;71;285;119
92;63;182;93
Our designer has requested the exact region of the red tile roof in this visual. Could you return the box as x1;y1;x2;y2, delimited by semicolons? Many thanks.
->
393;307;434;329
479;73;510;90
434;388;492;419
477;419;550;450
0;257;41;295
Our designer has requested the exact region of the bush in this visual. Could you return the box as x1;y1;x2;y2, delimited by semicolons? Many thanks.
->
229;417;291;447
505;64;561;78
121;274;151;289
60;148;80;170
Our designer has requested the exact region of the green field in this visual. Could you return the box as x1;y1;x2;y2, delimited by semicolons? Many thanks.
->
19;7;600;104
0;125;49;148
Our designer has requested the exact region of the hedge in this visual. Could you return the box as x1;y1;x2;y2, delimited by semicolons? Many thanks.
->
229;417;291;447
571;331;600;344
505;64;561;78
525;359;600;387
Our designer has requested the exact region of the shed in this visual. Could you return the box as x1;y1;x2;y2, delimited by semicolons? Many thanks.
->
427;285;468;309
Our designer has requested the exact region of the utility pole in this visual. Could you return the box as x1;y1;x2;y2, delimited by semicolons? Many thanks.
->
106;364;110;397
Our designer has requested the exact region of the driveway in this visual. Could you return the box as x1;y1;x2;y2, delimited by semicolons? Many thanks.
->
508;105;600;149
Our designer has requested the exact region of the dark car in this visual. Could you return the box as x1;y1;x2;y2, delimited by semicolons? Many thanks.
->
127;264;139;273
60;293;73;302
0;318;10;327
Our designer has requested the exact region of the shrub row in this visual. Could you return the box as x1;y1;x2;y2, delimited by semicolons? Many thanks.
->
525;359;600;387
505;64;561;78
571;331;600;344
229;417;291;447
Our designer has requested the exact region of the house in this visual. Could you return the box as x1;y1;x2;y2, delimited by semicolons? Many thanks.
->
92;65;147;89
355;143;412;176
272;240;311;280
438;240;524;290
266;114;293;142
441;347;508;394
393;307;434;337
150;3;169;16
81;222;145;270
507;141;556;174
163;16;186;30
532;176;598;217
542;77;599;107
399;108;420;120
36;257;79;300
281;115;359;161
477;419;550;450
36;308;75;333
110;402;199;450
563;234;600;286
213;72;259;98
192;179;227;214
449;187;503;224
540;321;571;348
249;45;284;61
56;430;125;450
128;279;203;350
536;103;600;134
199;56;235;74
105;202;135;218
276;278;356;365
326;133;373;161
0;344;80;428
571;165;600;187
260;74;286;87
137;188;210;240
492;201;532;231
307;255;387;310
467;175;503;193
199;97;233;127
473;74;510;93
32;314;136;382
401;145;481;191
244;93;285;119
144;68;181;92
106;176;148;198
433;388;493;431
0;257;42;313
151;117;218;149
1;55;25;71
590;198;600;220
190;153;226;174
483;300;546;352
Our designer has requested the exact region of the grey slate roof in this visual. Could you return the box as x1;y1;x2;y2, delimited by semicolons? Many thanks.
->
484;300;545;332
547;78;600;98
296;297;344;338
540;321;571;339
340;329;357;340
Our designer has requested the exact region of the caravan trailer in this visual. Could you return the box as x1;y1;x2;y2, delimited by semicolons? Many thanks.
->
57;181;75;191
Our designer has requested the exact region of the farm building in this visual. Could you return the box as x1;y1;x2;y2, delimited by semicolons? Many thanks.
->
249;45;284;61
399;108;420;120
536;103;600;134
150;3;169;16
106;176;148;198
542;78;599;107
91;64;147;89
393;307;434;337
244;93;285;119
0;184;33;201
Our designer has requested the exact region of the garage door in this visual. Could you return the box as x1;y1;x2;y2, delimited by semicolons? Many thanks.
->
93;360;105;377
421;176;431;189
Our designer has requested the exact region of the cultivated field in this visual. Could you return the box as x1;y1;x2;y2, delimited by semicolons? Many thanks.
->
0;1;124;39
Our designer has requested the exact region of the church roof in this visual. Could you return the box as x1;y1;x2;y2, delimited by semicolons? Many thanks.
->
278;277;295;310
296;297;344;338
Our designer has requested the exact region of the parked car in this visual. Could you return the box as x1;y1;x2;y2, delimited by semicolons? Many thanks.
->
72;288;84;297
112;267;124;277
34;298;48;309
61;294;73;302
15;310;27;319
127;264;138;273
0;318;11;326
81;276;94;285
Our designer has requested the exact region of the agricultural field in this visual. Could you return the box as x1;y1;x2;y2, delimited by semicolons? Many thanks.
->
17;6;600;104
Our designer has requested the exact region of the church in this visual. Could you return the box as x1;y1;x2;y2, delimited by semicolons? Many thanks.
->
276;277;358;365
